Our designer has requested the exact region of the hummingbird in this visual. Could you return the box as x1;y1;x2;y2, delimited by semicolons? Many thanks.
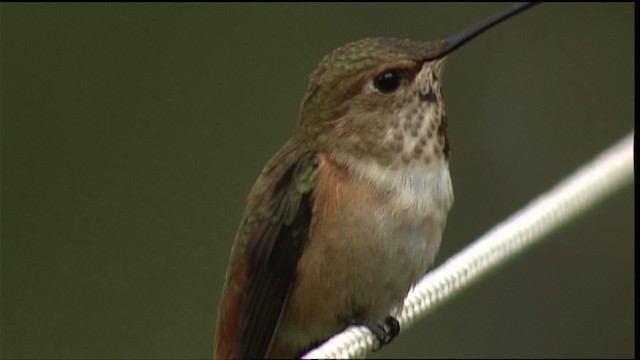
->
214;3;538;358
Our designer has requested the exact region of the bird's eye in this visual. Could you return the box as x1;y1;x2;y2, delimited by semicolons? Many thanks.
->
373;70;401;93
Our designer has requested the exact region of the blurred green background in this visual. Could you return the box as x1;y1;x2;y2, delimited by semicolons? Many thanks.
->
1;3;634;359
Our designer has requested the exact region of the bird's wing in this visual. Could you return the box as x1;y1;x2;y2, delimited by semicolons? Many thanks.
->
214;139;317;359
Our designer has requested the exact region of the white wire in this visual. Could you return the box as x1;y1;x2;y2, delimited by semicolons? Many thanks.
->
302;131;634;359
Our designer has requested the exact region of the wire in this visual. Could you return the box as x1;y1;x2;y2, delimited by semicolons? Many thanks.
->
302;131;634;359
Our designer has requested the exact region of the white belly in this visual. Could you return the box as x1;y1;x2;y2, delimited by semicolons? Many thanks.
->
344;158;454;316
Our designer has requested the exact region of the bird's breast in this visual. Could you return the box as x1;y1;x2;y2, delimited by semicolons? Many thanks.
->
270;153;453;355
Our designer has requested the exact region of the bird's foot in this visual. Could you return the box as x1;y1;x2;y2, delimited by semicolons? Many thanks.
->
357;316;400;352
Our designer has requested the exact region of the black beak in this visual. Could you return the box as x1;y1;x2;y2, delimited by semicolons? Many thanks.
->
428;2;539;60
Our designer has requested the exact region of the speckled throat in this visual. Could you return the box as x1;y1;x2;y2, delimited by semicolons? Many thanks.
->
389;59;449;167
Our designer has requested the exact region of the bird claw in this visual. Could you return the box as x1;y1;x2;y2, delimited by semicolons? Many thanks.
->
359;316;400;351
